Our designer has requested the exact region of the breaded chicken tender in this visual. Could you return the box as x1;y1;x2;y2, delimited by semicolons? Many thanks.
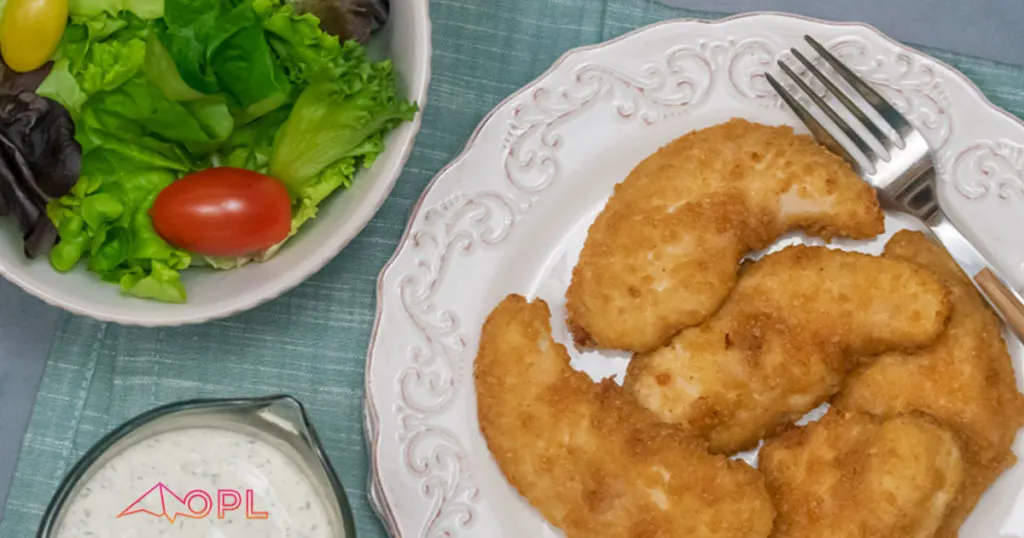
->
566;119;884;352
624;245;951;454
835;230;1024;537
475;295;775;538
760;410;965;538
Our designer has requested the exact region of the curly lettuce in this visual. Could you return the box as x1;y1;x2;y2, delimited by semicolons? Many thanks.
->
269;73;416;191
48;149;191;302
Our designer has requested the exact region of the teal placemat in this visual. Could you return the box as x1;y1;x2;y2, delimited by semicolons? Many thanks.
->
3;1;1024;536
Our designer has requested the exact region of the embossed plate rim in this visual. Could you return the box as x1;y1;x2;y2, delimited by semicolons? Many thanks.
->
364;10;1024;537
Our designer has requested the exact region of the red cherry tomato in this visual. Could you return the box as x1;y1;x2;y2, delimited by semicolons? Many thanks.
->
150;168;292;257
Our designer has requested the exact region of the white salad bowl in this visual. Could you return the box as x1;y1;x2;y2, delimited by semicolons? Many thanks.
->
0;0;432;326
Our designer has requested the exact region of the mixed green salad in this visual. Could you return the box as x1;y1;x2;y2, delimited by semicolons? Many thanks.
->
0;0;416;302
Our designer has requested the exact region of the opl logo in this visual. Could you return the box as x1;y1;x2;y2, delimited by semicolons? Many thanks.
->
117;483;269;523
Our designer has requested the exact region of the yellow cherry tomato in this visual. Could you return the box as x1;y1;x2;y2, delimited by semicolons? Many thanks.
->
0;0;68;72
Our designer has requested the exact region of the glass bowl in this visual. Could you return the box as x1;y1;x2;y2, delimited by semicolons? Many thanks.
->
36;394;355;538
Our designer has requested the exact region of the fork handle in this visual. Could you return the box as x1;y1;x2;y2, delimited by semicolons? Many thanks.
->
974;268;1024;340
928;213;1024;342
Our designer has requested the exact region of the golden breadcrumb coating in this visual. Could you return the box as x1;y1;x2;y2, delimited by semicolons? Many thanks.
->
835;230;1024;537
567;118;884;352
625;245;951;454
475;294;775;538
760;410;964;538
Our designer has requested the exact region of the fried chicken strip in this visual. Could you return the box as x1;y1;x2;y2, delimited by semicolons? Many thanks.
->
566;118;884;352
624;245;951;454
760;410;965;538
475;294;775;538
835;230;1024;537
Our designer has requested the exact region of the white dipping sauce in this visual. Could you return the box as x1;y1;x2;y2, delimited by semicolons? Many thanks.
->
54;427;339;538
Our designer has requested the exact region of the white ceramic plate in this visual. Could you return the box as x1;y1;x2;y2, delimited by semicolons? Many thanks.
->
0;0;431;326
365;12;1024;537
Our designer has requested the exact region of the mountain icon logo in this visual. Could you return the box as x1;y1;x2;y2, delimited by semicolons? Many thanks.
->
117;482;210;523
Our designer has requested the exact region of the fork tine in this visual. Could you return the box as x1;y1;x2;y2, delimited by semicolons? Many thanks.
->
789;48;895;154
764;72;864;175
804;35;914;140
776;59;879;165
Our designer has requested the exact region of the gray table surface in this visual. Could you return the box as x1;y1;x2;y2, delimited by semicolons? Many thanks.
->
1;0;1022;527
0;283;59;521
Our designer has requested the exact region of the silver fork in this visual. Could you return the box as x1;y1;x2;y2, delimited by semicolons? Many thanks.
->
765;35;1024;341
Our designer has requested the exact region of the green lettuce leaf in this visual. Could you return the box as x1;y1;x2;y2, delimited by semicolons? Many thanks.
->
37;16;149;114
35;60;90;115
120;259;187;302
155;0;291;112
89;79;229;144
184;96;235;142
290;156;354;231
75;110;195;169
48;149;191;302
218;104;290;171
253;0;343;85
268;76;416;193
76;39;147;96
68;0;163;20
143;32;204;101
